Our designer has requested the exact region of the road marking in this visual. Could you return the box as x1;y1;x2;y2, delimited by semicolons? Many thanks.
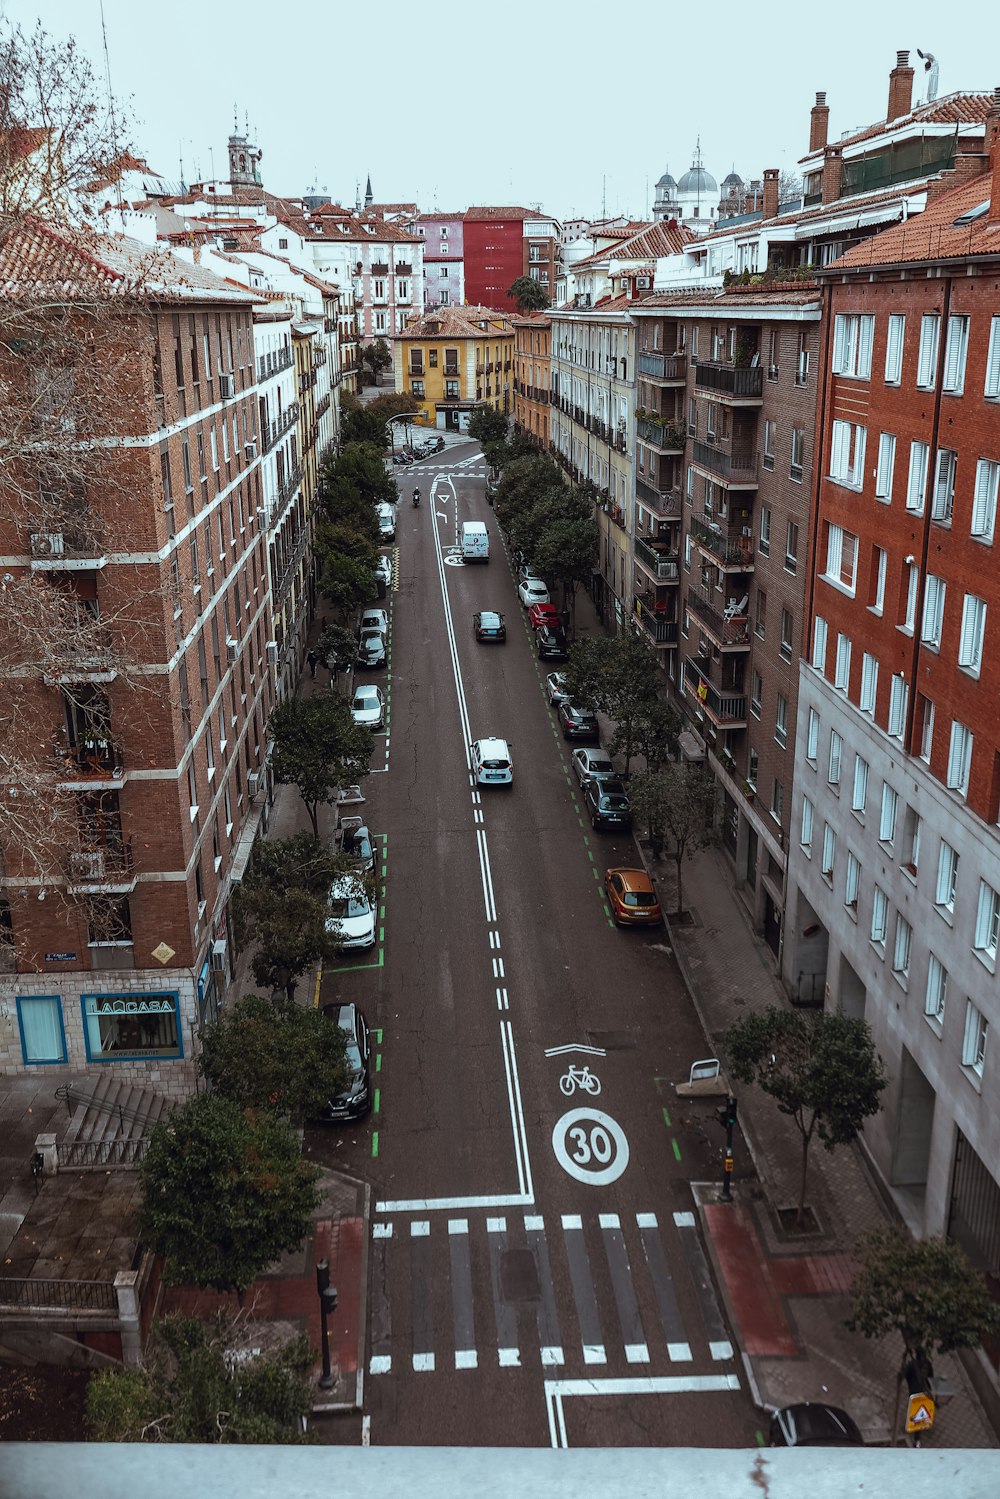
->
371;1131;379;1157
361;1414;371;1445
412;1353;435;1372
376;1192;533;1213
710;1340;734;1360
372;1222;392;1239
492;957;505;978
544;1043;607;1058
455;1350;478;1370
552;1107;630;1187
369;1355;391;1375
373;1088;380;1114
562;1216;606;1366
636;1213;657;1229
673;1211;696;1228
672;1139;682;1162
411;1221;430;1237
544;1374;741;1449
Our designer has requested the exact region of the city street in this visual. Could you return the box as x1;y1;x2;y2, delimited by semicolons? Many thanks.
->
306;440;758;1448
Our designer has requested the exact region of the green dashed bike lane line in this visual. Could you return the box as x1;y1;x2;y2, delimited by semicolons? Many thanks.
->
660;1105;683;1162
372;1027;383;1158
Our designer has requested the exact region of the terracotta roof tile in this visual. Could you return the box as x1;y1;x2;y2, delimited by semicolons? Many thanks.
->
799;90;996;163
829;167;1000;268
399;305;512;338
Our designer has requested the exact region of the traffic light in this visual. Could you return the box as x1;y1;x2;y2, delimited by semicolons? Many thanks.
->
716;1096;738;1130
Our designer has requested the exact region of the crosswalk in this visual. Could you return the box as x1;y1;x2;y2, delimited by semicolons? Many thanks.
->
368;1207;733;1378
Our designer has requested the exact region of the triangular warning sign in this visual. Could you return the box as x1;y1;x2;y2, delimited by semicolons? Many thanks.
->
906;1395;935;1432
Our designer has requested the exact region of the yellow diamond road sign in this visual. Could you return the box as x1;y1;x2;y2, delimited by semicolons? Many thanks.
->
906;1394;935;1433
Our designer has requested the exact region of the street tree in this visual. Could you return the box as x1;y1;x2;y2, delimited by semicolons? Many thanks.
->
85;1312;315;1444
366;390;419;423
199;992;347;1123
529;497;598;636
316;622;357;678
628;763;716;909
565;632;661;771
467;403;509;447
493;452;562;543
140;1094;321;1298
847;1225;1000;1441
630;696;682;773
318;552;377;624
507;275;551;312
314;518;380;575
268;694;373;836
725;1005;888;1225
359;336;391;386
339;400;391;449
230;831;347;999
320;441;396;513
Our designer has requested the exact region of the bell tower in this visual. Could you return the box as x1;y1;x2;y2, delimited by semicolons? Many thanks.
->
227;120;262;188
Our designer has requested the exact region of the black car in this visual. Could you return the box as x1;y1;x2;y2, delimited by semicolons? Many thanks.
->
316;1003;371;1122
584;777;633;831
474;610;506;642
536;625;568;661
558;701;600;741
768;1404;864;1447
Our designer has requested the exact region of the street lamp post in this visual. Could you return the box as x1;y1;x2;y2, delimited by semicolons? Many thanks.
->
385;412;413;459
316;1258;338;1390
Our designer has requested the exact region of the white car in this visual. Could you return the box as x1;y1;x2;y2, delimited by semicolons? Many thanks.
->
351;684;385;730
358;609;389;639
470;737;513;786
325;876;376;950
546;671;571;707
572;747;615;786
375;555;393;589
518;577;549;608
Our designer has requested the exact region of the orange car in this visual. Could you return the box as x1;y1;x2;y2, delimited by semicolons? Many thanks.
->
604;867;663;927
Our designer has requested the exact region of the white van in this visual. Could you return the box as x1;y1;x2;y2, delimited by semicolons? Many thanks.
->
461;520;489;563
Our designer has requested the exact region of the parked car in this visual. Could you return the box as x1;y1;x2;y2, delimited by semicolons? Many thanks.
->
431;435;446;453
584;777;633;831
350;684;385;730
768;1405;864;1448
357;629;386;669
604;868;663;927
342;822;376;875
325;875;377;949
571;747;615;785
474;610;506;642
378;515;395;541
314;1003;372;1122
470;736;513;786
546;671;571;707
518;577;549;608
375;555;393;590
559;702;600;741
528;602;560;631
536;624;568;661
358;609;389;639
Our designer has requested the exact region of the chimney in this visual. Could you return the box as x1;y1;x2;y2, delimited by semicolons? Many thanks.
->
809;92;830;153
762;168;780;220
887;49;914;123
821;145;843;205
985;86;1000;155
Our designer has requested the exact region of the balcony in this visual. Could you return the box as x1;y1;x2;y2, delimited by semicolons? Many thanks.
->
56;737;126;789
66;838;136;894
30;531;108;571
691;516;755;571
635;476;682;517
637;415;685;452
638;351;686;383
262;401;300;455
257;347;293;382
687;586;751;649
683;660;747;727
634;535;680;584
694;362;763;402
632;596;677;646
691;440;759;487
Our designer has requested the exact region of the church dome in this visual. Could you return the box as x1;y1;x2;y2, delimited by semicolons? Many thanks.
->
656;171;677;189
677;163;718;194
721;170;743;188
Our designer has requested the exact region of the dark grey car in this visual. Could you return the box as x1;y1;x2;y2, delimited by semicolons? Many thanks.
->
316;1003;371;1123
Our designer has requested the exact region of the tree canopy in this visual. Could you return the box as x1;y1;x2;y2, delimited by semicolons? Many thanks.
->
359;337;391;386
140;1094;320;1297
507;275;551;312
232;834;351;999
268;694;373;836
629;762;716;911
320;441;396;513
467;403;509;447
199;992;347;1123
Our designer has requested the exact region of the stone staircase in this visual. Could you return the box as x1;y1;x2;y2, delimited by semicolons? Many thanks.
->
55;1075;176;1169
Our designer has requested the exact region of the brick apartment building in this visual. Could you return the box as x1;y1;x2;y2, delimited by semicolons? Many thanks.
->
464;206;560;312
512;312;551;449
0;226;274;1091
784;134;1000;1274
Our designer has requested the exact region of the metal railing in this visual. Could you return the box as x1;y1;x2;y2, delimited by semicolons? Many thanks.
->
687;586;752;645
637;416;685;449
56;1136;151;1169
66;837;134;886
257;347;293;381
262;402;300;455
684;662;747;723
639;351;686;381
694;363;763;399
56;738;125;781
634;535;679;581
692;440;759;483
55;1080;166;1129
632;597;677;644
0;1275;118;1311
635;476;682;515
691;517;755;568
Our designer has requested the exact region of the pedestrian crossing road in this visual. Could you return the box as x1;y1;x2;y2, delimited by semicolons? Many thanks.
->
368;1207;734;1378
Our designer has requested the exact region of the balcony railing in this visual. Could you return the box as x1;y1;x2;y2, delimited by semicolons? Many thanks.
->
632;596;677;645
637;415;686;450
683;661;747;725
694;362;763;399
635;476;682;516
274;460;304;513
634;535;680;582
638;351;687;382
691;440;759;484
57;738;125;784
687;586;752;647
66;837;136;891
262;401;300;455
0;1276;118;1312
29;529;108;570
257;347;293;381
691;516;755;569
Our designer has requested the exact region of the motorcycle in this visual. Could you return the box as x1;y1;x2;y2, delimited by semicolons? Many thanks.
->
412;489;421;507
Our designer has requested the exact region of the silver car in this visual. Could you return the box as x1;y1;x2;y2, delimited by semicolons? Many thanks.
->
350;684;385;730
572;747;616;785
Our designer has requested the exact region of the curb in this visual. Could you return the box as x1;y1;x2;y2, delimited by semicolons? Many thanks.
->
354;1180;371;1411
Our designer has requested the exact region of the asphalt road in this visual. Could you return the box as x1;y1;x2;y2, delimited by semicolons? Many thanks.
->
305;440;760;1449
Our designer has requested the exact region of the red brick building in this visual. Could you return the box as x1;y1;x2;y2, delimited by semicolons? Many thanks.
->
0;225;273;1092
464;206;559;311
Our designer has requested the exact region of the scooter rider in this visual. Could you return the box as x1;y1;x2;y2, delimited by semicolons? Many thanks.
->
412;487;421;506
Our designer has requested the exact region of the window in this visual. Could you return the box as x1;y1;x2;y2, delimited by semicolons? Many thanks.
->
845;851;861;911
767;328;778;378
785;521;799;574
852;755;869;814
973;880;1000;963
958;595;987;675
884;313;905;384
916;694;934;761
870;886;888;946
750;670;763;718
763;419;775;470
800;796;814;852
775;694;788;747
902;562;919;633
916;313;940;389
812;615;828;671
16;996;67;1065
962;1001;988;1077
770;778;784;824
790;426;804;480
796;331;810;386
826;731;842;786
942;314;969;394
834;633;851;691
829;419;866;487
759;506;771;554
947;720;973;797
754;588;766;639
824;524;858;591
411;380;424;398
859;652;878;714
779;608;794;661
971;459;999;542
869;546;887;615
906;441;929;514
832;313;874;378
985;316;1000;400
83;990;182;1061
879;783;897;843
892;914;912;978
925;955;947;1024
821;822;836;881
935;840;959;912
875;433;896;503
921;574;946;648
806;707;820;762
888;674;908;740
901;806;921;874
931;448;956;525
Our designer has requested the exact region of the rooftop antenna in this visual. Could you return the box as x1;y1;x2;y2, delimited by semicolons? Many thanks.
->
233;103;239;133
602;174;606;219
178;139;185;185
209;146;216;183
98;1;125;214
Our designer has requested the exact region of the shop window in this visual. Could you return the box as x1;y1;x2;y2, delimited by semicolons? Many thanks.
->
81;991;183;1061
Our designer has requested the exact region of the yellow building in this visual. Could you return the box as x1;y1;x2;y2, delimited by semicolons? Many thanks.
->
393;306;513;432
512;311;550;450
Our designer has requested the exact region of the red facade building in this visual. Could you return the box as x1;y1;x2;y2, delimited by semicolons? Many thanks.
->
463;206;535;311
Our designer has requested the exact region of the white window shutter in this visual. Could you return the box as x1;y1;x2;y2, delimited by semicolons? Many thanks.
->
858;317;874;379
876;433;895;497
971;460;998;538
984;316;1000;399
942;316;968;393
917;315;939;388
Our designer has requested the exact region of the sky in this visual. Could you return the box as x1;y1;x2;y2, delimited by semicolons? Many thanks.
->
1;0;994;222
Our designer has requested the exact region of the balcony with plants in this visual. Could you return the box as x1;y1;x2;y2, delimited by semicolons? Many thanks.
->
691;514;755;571
687;584;751;649
636;410;686;453
634;533;680;585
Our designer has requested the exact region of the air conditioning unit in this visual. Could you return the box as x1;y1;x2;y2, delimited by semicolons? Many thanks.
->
226;638;238;663
244;441;258;461
247;771;260;797
31;531;65;557
636;276;651;289
768;365;779;379
209;938;228;973
219;372;235;399
70;849;105;879
742;527;753;538
266;641;278;665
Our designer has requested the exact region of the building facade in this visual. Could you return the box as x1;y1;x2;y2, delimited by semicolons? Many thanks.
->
408;212;465;310
463;206;533;311
393;307;514;431
512;313;551;449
